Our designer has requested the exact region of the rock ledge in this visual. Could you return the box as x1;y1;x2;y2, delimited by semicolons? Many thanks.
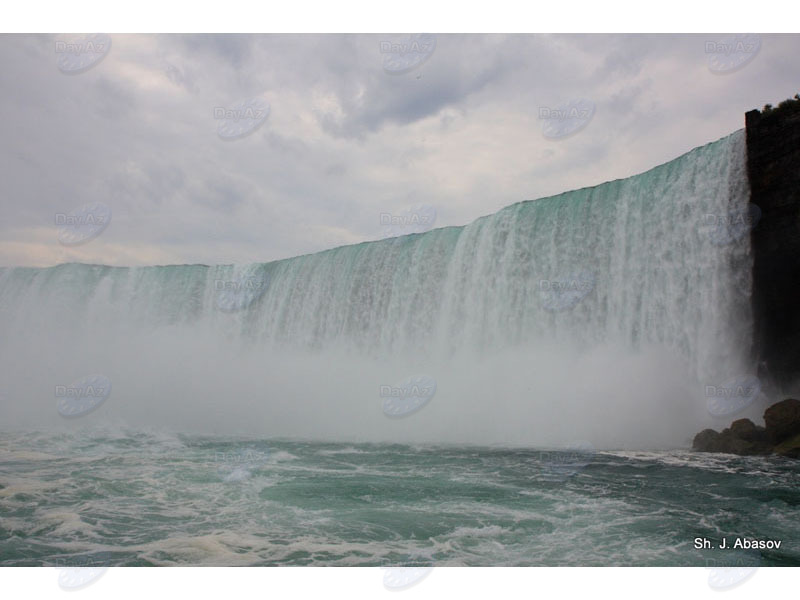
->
693;399;800;458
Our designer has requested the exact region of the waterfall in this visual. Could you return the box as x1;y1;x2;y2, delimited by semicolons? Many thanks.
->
0;130;756;447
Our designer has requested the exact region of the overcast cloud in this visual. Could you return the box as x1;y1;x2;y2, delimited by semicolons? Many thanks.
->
0;33;798;267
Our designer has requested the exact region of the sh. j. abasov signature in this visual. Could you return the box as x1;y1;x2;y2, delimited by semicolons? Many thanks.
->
694;537;782;550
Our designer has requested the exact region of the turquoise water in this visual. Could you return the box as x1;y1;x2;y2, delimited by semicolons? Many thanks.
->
1;429;798;567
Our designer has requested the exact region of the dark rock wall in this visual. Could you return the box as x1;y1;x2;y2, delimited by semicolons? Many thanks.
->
745;108;800;388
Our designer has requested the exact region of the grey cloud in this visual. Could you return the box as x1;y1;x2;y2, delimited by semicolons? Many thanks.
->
0;33;798;268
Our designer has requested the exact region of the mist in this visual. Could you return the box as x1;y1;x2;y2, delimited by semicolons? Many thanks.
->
0;328;742;448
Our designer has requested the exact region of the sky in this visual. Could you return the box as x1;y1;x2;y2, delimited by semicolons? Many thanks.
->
1;32;798;268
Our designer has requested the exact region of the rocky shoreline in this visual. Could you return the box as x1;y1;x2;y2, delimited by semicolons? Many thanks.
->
693;398;800;458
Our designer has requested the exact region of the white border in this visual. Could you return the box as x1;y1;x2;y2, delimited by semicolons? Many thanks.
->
2;0;799;32
0;567;797;599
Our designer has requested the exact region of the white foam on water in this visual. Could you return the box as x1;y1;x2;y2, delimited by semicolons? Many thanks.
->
316;446;368;456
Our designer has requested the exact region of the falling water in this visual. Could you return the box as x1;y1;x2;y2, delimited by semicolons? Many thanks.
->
0;130;756;447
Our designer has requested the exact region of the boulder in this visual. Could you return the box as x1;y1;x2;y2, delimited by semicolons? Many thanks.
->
774;433;800;458
730;418;769;442
717;427;772;455
764;398;800;443
693;429;722;453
